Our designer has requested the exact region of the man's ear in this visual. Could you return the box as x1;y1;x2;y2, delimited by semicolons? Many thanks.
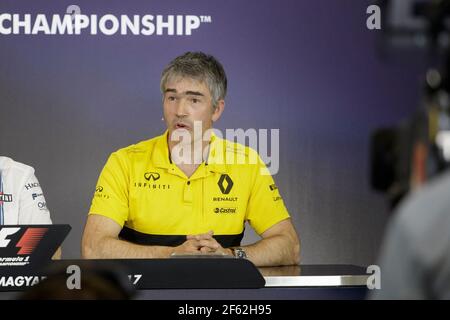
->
212;100;225;123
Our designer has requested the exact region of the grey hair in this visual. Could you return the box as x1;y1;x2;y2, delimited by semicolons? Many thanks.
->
160;52;227;109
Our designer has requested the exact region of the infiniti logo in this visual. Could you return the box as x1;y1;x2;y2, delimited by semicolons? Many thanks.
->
144;172;160;181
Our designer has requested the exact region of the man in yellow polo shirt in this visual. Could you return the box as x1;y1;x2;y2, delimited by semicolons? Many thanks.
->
81;52;300;266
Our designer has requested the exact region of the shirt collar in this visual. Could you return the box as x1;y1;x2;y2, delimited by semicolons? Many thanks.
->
151;131;172;169
205;131;227;174
151;130;227;174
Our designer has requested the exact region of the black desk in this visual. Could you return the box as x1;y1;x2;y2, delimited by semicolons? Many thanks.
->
0;262;369;300
134;264;368;300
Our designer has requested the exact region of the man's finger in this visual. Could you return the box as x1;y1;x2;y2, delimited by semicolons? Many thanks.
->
183;239;201;249
200;246;214;253
199;239;219;249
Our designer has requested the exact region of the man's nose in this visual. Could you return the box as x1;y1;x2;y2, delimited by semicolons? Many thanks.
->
175;99;188;117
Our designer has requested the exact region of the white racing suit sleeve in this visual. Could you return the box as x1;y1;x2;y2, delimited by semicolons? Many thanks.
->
18;171;52;225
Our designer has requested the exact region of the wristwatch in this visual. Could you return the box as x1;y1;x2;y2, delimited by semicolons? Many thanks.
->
231;247;247;259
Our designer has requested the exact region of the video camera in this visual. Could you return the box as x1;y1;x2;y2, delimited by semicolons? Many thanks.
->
371;0;450;208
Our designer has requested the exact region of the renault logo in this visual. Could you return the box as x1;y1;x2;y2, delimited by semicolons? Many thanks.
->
144;172;160;181
218;174;233;194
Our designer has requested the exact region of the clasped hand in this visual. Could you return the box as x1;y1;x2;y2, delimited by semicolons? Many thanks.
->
173;230;233;256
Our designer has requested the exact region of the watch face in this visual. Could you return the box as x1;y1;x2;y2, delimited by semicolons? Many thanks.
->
236;248;247;259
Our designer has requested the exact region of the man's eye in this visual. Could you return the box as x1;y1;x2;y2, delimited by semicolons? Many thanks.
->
191;98;199;103
167;96;176;101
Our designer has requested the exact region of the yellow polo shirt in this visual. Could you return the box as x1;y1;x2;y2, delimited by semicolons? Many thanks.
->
89;131;290;247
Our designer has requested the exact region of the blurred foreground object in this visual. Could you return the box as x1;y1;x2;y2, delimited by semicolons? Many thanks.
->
372;0;450;299
372;170;450;299
371;0;450;208
18;262;135;300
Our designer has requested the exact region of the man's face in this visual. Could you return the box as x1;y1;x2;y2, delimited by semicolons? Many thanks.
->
163;76;223;142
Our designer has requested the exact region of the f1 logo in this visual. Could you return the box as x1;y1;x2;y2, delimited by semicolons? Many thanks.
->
0;227;20;248
16;228;48;254
0;227;48;255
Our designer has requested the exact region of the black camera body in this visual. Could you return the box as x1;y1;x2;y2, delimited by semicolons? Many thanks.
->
370;0;450;208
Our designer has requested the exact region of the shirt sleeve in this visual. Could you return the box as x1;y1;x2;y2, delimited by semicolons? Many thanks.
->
88;151;130;227
370;209;427;299
18;171;53;225
245;155;291;235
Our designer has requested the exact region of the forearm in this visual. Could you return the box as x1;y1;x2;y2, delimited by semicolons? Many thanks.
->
51;247;62;260
241;234;300;267
82;236;174;259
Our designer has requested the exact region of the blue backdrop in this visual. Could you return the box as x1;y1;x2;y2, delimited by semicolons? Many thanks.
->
0;0;426;264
